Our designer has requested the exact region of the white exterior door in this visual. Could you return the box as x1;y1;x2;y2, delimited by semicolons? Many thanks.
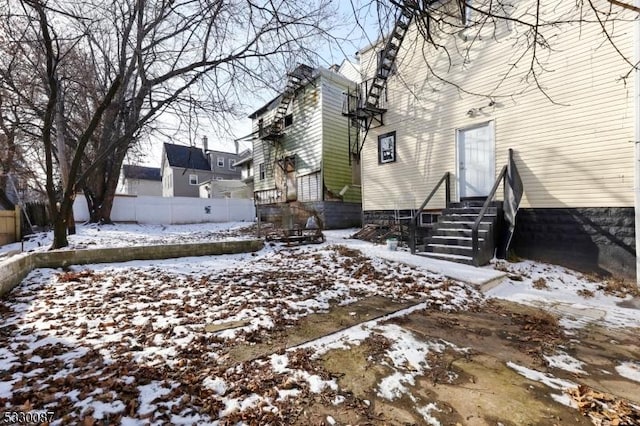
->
457;122;495;198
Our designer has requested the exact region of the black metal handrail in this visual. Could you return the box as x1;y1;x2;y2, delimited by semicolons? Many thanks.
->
471;165;507;265
409;172;450;254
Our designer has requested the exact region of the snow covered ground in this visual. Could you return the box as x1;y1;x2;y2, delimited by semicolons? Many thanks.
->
0;222;256;255
1;222;639;424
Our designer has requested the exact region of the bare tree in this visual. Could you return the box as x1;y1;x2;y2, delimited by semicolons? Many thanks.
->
0;0;335;248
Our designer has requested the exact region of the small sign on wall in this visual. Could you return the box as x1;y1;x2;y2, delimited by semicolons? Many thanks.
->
378;131;396;164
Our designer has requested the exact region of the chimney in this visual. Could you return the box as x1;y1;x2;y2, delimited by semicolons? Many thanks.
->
202;136;208;153
234;140;239;154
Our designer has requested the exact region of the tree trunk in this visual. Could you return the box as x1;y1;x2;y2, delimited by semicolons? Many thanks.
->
51;206;69;249
85;190;115;224
67;196;76;235
84;139;128;224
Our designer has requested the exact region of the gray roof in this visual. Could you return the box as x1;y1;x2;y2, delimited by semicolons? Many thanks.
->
122;165;162;181
163;143;211;171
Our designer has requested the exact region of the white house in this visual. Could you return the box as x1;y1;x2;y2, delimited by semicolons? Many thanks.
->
353;0;639;280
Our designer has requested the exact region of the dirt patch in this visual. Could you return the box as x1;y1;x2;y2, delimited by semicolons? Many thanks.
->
296;300;639;425
222;296;414;366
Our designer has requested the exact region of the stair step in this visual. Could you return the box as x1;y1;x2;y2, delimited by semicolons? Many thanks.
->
443;213;496;218
430;236;484;247
445;207;498;215
439;216;495;224
449;200;501;208
428;243;471;250
437;221;492;231
416;252;474;265
434;228;489;237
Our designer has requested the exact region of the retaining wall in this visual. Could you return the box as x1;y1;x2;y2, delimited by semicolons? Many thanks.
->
0;239;263;298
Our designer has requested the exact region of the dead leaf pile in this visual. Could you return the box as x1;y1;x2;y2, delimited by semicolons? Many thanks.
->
567;385;640;425
0;244;480;423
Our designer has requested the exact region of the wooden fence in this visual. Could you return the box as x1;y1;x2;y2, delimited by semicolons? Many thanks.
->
0;206;21;246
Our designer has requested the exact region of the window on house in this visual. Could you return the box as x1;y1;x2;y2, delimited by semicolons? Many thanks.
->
378;131;396;164
259;163;265;180
189;174;198;185
217;157;225;167
284;114;293;128
229;161;236;171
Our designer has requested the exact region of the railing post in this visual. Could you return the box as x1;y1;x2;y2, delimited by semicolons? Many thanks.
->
471;165;508;267
471;226;479;266
409;216;416;254
445;172;450;208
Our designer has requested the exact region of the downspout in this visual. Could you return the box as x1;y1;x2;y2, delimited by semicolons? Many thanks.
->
635;0;640;286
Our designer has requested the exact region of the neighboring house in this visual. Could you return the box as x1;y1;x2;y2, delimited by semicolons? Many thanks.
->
121;165;162;196
161;141;242;198
249;64;361;228
199;179;252;199
232;149;254;196
353;2;637;280
205;147;243;181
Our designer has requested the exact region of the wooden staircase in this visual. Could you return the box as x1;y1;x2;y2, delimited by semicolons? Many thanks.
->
417;200;502;266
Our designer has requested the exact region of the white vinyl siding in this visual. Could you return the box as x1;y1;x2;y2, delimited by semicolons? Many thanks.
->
360;0;635;211
297;172;322;202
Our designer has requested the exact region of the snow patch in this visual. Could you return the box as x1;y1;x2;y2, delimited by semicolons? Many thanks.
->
615;362;640;383
544;351;587;375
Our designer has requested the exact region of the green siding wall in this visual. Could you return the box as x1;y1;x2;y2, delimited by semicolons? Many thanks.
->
321;75;361;203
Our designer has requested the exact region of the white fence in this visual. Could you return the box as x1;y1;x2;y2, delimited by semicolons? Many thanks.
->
73;195;255;225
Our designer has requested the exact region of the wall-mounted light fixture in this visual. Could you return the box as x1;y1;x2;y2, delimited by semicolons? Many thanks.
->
466;99;496;118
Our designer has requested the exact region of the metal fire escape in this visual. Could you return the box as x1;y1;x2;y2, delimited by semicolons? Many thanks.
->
343;4;413;162
261;64;314;177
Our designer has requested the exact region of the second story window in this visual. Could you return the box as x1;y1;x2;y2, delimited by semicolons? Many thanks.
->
189;174;198;185
284;114;293;128
259;163;265;180
217;157;225;167
229;162;236;171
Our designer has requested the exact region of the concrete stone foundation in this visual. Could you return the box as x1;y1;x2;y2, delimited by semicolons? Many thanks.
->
511;207;635;280
364;207;636;280
257;201;362;229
